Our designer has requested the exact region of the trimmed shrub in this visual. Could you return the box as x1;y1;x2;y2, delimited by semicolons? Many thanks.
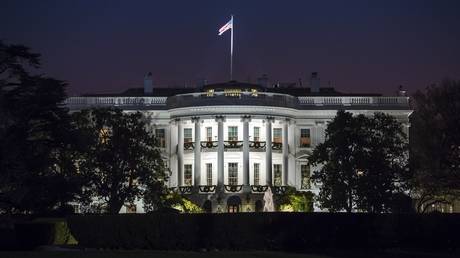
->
0;217;77;250
67;213;460;251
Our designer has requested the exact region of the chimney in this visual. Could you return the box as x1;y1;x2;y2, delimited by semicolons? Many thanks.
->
397;85;407;96
196;78;208;89
257;74;269;88
144;72;153;95
310;72;320;93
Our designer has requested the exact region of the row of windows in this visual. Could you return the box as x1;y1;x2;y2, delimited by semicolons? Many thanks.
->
155;128;311;148
183;163;311;189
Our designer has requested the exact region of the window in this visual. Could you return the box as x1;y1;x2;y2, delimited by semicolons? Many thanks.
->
155;128;166;148
206;89;214;97
224;88;241;97
253;163;260;186
274;164;282;186
253;127;260;142
184;164;192;186
206;163;213;186
301;165;310;189
206;127;213;142
228;163;238;185
300;128;311;147
273;128;282;143
228;126;238;141
184;128;192;143
126;203;137;213
99;127;111;144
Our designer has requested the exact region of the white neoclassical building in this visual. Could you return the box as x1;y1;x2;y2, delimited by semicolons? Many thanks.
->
65;73;411;213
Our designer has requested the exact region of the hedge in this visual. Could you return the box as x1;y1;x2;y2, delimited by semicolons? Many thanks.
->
67;213;460;251
0;217;76;250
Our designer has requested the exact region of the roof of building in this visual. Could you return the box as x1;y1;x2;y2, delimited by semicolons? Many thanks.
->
82;80;382;97
202;81;265;91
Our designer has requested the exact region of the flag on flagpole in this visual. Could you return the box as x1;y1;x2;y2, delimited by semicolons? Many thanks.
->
218;17;233;35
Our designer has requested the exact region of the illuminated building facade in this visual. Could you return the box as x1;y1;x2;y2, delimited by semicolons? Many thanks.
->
65;73;411;213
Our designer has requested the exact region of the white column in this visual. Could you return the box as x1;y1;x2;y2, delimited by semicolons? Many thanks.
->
242;115;250;191
265;116;273;186
193;117;201;187
216;116;225;191
283;119;289;186
176;119;183;186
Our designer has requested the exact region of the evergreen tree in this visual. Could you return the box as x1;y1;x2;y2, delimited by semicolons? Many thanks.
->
0;41;80;214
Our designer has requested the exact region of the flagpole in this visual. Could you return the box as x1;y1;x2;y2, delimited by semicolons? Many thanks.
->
230;15;233;81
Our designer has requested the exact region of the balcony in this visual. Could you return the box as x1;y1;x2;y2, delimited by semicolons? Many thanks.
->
65;96;167;110
272;142;282;151
167;91;300;109
224;140;243;151
199;185;217;193
65;94;410;111
200;141;218;151
224;184;243;193
183;142;195;151
249;141;266;152
299;138;311;148
297;96;409;110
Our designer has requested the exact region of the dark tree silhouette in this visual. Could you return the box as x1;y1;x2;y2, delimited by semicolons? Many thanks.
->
309;110;408;213
0;41;80;214
71;108;169;214
410;79;460;212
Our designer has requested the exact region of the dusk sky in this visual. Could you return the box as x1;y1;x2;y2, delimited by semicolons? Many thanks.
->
2;0;459;96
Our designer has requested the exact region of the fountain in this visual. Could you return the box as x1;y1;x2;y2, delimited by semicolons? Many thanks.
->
263;187;275;212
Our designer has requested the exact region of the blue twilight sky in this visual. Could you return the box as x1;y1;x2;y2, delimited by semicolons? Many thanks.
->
1;0;460;96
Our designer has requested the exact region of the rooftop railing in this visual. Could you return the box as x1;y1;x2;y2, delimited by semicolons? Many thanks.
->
166;91;300;109
65;94;409;110
297;96;409;106
64;96;167;109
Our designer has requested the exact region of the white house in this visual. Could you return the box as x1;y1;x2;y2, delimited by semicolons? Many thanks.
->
65;73;411;213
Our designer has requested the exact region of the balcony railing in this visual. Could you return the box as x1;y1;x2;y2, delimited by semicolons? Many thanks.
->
167;91;300;109
65;94;409;111
249;141;266;150
184;142;194;150
224;140;243;149
251;185;269;193
272;142;282;150
199;185;216;193
65;96;167;109
200;141;218;149
224;184;243;192
297;96;409;107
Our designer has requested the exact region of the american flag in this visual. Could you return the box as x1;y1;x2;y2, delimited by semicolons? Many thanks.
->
218;17;233;36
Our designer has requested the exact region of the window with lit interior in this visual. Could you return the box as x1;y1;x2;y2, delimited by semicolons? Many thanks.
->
253;163;260;186
184;128;192;143
273;128;282;143
300;128;311;147
228;126;238;141
206;163;213;186
184;164;192;186
155;128;166;148
253;127;260;142
206;127;212;142
301;164;310;189
274;164;282;186
228;163;238;185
